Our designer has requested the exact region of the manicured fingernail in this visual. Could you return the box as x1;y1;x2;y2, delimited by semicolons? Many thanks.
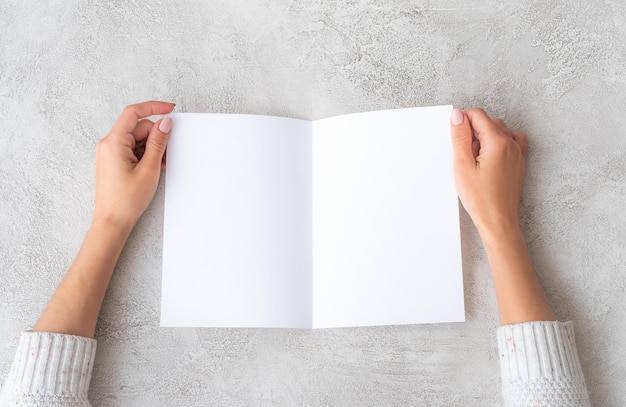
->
159;116;173;133
451;108;464;126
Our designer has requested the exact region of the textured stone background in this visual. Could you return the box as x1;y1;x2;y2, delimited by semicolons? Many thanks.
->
1;1;625;405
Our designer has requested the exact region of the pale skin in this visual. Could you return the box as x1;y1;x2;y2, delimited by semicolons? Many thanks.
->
33;101;175;337
450;107;556;325
33;102;554;338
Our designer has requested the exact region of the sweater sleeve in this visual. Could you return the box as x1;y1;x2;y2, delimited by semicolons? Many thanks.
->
0;332;96;407
497;321;590;407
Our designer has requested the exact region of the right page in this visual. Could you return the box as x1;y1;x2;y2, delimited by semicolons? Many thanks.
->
311;105;464;328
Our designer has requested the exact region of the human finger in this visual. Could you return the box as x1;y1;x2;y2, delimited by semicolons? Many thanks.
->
465;108;506;145
131;119;155;142
512;131;528;158
492;118;510;134
139;117;172;172
112;101;175;134
450;107;476;168
472;137;480;159
135;144;146;160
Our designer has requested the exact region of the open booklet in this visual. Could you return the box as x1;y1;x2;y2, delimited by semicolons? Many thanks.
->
160;105;464;329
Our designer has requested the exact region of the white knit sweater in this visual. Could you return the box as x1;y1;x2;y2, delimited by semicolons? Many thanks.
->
0;333;95;406
0;321;590;406
497;321;590;406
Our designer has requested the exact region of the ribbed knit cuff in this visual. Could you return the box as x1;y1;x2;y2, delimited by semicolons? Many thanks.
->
3;332;97;400
497;321;590;406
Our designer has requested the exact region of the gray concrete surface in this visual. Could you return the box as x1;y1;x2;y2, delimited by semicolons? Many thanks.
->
1;0;624;405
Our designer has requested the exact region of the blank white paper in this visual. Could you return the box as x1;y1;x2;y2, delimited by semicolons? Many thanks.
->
160;106;464;329
161;113;313;328
311;106;464;328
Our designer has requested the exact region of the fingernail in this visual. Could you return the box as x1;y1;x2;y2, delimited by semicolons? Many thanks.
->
159;116;173;133
450;108;464;126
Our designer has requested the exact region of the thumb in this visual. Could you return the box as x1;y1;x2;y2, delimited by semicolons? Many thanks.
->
141;116;172;171
450;108;475;167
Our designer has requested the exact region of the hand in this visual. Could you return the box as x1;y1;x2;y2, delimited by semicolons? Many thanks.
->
33;101;175;337
94;101;175;231
450;108;528;234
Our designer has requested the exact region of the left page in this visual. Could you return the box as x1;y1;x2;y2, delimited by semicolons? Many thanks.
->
160;113;313;328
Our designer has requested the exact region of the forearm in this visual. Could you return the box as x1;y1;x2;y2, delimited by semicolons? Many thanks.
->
479;224;556;325
32;218;132;338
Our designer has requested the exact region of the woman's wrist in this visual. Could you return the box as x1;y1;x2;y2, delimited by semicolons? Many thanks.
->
477;219;556;324
478;221;527;274
474;215;522;245
90;214;135;243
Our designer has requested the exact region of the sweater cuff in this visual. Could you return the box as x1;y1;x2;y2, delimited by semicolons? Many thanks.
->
3;332;97;400
497;321;585;382
497;321;590;406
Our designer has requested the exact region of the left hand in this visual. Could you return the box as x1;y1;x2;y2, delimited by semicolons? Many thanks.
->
93;101;175;231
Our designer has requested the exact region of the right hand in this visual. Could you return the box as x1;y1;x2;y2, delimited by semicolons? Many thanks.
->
449;108;528;234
